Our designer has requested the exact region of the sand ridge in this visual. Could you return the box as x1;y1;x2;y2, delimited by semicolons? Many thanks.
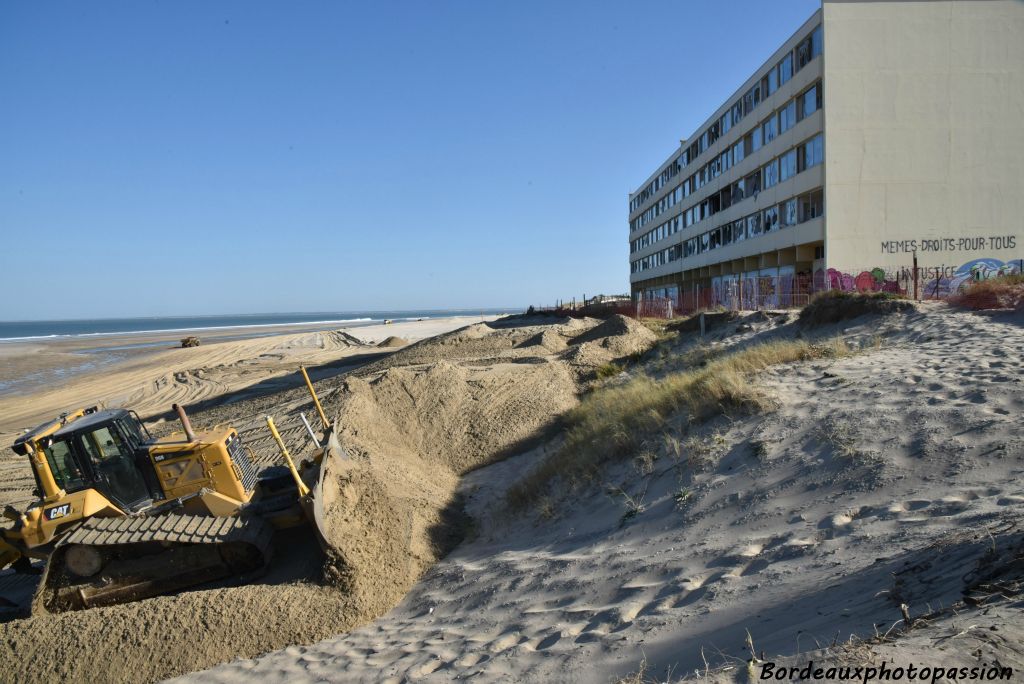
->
178;304;1024;683
0;314;658;684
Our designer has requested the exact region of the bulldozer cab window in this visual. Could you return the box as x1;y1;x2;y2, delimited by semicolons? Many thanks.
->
43;439;86;493
80;426;128;463
78;426;150;507
117;417;146;450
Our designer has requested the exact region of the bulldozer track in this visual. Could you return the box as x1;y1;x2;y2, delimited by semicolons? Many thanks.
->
35;513;275;613
61;512;274;549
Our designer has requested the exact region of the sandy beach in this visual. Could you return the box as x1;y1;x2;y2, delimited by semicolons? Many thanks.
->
0;316;496;509
0;302;1022;684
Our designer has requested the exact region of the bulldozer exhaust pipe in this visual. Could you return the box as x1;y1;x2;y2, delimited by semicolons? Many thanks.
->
173;404;197;442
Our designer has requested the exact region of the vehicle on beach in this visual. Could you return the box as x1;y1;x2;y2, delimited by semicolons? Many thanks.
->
0;388;343;614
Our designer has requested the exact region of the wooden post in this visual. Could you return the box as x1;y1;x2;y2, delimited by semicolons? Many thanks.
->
699;312;706;338
912;251;919;301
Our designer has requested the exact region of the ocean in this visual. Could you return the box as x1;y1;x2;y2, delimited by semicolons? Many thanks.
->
0;309;513;342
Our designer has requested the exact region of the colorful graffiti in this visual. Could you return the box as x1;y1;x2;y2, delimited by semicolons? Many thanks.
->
813;259;1022;298
921;258;1023;298
814;267;910;295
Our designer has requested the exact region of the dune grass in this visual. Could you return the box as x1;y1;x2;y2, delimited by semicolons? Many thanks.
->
507;337;850;511
800;290;913;325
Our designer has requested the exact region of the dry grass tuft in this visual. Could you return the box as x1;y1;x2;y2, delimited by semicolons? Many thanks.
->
596;362;626;379
507;338;850;511
949;274;1024;310
800;290;913;325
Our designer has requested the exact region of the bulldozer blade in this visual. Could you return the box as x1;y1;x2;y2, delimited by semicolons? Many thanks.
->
306;429;354;570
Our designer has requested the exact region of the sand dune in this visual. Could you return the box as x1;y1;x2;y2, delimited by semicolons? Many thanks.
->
0;314;659;684
177;303;1024;683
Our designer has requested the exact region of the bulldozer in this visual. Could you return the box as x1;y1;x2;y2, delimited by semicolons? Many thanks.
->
0;375;341;614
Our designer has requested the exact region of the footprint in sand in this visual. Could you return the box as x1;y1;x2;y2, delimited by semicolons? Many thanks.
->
487;633;522;653
741;558;771;576
456;652;490;667
997;495;1024;506
673;584;710;607
534;632;562;650
415;658;445;676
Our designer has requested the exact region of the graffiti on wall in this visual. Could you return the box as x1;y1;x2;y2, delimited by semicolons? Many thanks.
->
920;258;1022;298
814;258;1022;297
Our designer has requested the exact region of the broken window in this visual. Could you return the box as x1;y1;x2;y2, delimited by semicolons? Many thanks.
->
782;198;798;226
798;189;824;222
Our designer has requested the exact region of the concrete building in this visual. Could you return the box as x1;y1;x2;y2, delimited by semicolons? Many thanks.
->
628;0;1024;305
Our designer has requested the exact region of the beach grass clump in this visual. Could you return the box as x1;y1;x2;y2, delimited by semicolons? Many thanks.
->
949;274;1024;310
800;290;913;325
595;362;625;380
507;338;849;511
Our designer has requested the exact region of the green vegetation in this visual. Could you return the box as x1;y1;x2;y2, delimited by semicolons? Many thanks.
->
595;362;625;379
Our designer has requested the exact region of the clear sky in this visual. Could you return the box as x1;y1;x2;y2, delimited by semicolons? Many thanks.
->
0;0;820;320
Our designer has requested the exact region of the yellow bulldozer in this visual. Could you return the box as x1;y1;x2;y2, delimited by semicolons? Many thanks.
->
0;375;340;614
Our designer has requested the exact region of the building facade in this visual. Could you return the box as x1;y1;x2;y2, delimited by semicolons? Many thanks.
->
628;0;1024;304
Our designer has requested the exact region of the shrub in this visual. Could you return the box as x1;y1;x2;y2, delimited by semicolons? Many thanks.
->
948;274;1024;310
595;362;625;380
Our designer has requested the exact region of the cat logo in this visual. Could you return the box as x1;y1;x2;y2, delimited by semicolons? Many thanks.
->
44;504;71;521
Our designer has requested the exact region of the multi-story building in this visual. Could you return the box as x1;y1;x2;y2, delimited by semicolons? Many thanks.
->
628;0;1023;304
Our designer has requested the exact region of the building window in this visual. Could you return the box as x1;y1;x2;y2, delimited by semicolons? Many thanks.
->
765;67;778;97
733;218;747;242
795;35;813;71
798;189;824;222
745;170;761;196
763;116;777;145
747;213;762;237
778;100;796;134
811;25;823;59
778;52;793;86
782;198;798;226
763;205;779;233
799;134;824;171
710;227;721;249
798;83;821;120
762;159;779;189
732;139;745;165
779;148;797;182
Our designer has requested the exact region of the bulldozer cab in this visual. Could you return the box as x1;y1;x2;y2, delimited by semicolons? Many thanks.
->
30;410;156;512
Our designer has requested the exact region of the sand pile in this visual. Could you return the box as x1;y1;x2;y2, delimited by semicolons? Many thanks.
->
0;315;657;684
569;314;657;357
376;336;407;348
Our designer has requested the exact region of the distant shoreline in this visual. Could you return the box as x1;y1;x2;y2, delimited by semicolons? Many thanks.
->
0;308;514;342
0;314;507;399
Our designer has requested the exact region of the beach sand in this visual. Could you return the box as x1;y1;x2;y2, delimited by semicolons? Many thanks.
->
177;303;1024;683
1;304;1022;683
0;315;495;509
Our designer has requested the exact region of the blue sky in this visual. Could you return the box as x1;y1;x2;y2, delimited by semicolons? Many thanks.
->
0;0;820;320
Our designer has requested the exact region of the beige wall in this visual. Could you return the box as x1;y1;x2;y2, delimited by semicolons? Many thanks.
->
823;0;1024;280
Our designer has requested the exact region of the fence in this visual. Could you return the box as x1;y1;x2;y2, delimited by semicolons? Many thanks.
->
539;258;1023;320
